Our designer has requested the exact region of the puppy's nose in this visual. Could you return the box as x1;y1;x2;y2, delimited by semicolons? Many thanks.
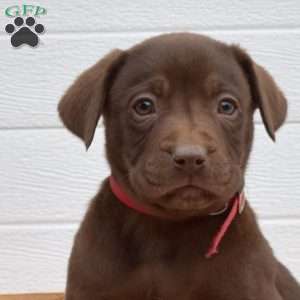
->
172;145;207;171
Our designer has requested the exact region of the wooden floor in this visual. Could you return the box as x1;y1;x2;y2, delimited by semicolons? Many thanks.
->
0;294;64;300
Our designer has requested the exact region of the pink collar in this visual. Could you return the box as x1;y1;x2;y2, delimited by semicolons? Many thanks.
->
109;176;246;258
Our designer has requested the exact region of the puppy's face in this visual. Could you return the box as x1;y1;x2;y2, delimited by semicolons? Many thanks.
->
106;36;253;216
59;33;287;219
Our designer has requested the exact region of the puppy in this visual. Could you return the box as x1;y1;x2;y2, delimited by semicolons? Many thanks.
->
58;33;300;300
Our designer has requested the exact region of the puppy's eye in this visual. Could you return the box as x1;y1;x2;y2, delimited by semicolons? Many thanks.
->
133;97;155;116
218;98;238;116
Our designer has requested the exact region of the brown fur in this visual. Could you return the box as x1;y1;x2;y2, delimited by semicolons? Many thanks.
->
58;33;299;300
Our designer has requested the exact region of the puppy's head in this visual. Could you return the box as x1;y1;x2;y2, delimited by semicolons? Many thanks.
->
59;33;287;219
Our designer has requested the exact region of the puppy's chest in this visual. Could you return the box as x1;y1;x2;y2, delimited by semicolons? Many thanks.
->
115;215;273;299
98;228;275;299
121;239;269;300
132;258;257;300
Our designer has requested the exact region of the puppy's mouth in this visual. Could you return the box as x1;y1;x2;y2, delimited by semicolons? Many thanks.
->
165;185;213;200
153;185;215;212
130;167;241;215
137;173;220;213
143;171;231;198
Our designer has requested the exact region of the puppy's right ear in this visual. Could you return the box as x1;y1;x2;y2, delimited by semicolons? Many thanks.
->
58;49;126;149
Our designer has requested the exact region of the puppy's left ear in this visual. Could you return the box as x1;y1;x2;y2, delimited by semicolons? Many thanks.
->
58;49;126;149
232;46;287;141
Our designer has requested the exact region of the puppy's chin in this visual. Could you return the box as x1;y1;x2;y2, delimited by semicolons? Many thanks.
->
153;186;218;215
129;170;242;217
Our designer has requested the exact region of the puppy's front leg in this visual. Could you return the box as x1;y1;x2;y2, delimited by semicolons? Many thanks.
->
65;271;151;300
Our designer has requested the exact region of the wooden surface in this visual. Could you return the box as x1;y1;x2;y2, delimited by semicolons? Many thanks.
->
0;0;300;294
0;294;63;300
0;32;300;128
1;0;299;33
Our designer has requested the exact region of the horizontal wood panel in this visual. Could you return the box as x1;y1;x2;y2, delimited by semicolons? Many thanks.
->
1;0;300;33
0;225;75;294
0;294;63;300
1;30;300;128
0;124;300;224
0;220;299;293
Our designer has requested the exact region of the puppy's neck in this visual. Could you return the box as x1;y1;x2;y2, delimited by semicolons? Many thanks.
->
97;178;259;260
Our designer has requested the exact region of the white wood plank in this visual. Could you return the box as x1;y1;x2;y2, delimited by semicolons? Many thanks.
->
0;124;300;224
246;123;300;218
0;0;300;34
1;30;300;128
0;224;76;293
0;220;299;293
262;220;300;278
0;128;107;224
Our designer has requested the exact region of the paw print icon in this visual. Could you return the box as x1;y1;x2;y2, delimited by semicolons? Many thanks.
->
5;17;45;47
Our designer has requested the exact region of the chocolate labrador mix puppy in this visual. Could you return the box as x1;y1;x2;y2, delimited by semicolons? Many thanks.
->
58;33;300;299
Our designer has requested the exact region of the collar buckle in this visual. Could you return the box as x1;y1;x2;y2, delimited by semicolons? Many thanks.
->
209;203;229;216
238;192;246;215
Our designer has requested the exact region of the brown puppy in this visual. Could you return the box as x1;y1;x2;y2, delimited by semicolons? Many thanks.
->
58;33;300;300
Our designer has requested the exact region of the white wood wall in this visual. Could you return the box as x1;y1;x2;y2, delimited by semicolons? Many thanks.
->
0;0;300;293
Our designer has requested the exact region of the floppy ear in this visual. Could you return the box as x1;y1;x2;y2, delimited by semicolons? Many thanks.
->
232;46;287;141
58;49;126;149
